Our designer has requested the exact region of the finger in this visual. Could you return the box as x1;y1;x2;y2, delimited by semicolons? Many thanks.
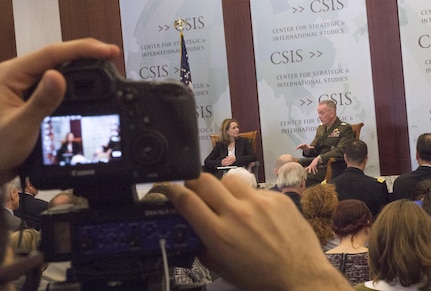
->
221;174;256;200
18;70;65;122
1;38;120;94
164;181;220;239
2;71;66;173
15;38;120;75
185;173;239;213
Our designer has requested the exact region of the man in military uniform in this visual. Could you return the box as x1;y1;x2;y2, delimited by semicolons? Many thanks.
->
296;100;354;186
328;139;389;218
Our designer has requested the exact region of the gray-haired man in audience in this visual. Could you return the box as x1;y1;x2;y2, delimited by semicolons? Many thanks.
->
270;154;298;192
276;162;307;212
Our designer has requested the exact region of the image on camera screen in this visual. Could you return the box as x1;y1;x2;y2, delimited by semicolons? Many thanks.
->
40;114;121;166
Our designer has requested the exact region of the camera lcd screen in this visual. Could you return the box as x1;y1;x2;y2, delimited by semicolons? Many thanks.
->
40;114;121;166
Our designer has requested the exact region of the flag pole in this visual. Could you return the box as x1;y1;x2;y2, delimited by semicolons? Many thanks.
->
174;18;186;35
174;18;193;90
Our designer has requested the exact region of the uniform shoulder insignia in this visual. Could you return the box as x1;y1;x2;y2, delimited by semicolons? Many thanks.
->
321;179;327;184
376;177;385;183
341;122;347;125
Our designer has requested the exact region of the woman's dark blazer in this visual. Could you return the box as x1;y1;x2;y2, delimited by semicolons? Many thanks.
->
204;137;257;171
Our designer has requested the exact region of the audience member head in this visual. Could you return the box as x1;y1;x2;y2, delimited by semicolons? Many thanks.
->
301;183;338;246
48;191;88;209
24;177;38;196
344;139;368;168
143;182;170;198
141;183;170;202
276;162;307;192
1;177;21;211
141;192;168;202
318;100;337;127
368;200;431;290
332;199;372;239
416;179;431;216
225;167;257;188
274;154;297;177
10;229;40;253
416;133;431;164
219;118;239;144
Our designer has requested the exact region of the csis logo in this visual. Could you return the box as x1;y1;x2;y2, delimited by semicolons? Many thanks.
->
318;92;352;105
139;65;169;79
174;16;205;31
310;0;345;13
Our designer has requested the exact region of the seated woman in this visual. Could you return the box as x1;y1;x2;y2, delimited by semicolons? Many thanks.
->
354;200;431;290
204;118;256;178
56;132;82;166
325;199;372;286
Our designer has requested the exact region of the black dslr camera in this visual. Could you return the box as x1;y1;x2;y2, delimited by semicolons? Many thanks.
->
23;58;201;191
20;59;204;290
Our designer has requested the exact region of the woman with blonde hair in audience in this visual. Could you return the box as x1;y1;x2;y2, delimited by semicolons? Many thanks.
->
326;199;372;285
9;229;40;254
301;183;339;251
355;200;431;290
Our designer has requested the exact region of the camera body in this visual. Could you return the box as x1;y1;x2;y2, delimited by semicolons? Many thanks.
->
22;58;201;190
20;59;205;289
40;201;202;285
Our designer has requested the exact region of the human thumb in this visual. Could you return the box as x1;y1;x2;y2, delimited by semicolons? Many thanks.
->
23;69;66;122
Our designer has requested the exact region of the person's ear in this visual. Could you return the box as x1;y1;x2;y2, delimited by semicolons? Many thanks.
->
11;189;18;201
301;178;306;188
365;226;371;236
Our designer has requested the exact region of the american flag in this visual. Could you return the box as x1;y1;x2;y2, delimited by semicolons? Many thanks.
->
180;31;193;90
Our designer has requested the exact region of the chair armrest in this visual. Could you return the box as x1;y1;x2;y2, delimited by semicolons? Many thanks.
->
324;157;346;181
248;161;260;185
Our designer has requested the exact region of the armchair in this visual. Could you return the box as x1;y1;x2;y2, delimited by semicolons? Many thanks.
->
298;122;364;181
324;122;364;180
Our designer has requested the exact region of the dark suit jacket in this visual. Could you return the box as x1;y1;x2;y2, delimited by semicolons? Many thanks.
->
269;184;281;192
392;166;431;200
14;192;48;231
4;208;23;231
204;137;256;171
329;167;389;218
282;191;302;213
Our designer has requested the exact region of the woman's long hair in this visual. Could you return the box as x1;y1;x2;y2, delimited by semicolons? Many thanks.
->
368;200;431;291
301;184;338;246
218;118;239;145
